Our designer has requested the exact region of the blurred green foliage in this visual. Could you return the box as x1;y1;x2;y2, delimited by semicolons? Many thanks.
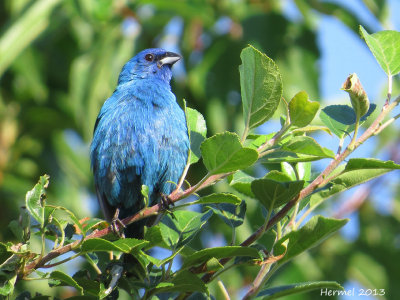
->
0;0;399;299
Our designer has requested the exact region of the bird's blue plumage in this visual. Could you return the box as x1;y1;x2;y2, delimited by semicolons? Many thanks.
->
90;48;189;238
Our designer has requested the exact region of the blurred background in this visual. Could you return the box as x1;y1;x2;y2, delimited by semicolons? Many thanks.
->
0;0;399;298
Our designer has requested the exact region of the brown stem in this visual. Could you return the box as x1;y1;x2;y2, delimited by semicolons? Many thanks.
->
24;173;230;274
200;96;400;284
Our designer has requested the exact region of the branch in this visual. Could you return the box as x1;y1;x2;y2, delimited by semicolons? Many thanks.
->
24;172;231;275
24;94;400;282
200;93;400;284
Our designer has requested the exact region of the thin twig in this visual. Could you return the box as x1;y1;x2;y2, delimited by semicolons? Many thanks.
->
387;75;392;103
200;91;400;284
242;264;278;300
24;172;231;274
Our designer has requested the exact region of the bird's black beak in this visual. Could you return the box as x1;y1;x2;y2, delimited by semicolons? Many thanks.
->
157;52;182;68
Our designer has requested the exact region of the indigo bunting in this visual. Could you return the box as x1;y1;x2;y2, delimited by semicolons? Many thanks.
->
90;48;189;238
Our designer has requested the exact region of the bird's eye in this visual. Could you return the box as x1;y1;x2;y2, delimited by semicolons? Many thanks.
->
145;54;154;62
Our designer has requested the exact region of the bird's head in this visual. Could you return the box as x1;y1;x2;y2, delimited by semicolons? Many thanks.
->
118;48;181;85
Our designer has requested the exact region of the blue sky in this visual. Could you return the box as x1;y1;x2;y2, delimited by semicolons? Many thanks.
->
312;0;399;101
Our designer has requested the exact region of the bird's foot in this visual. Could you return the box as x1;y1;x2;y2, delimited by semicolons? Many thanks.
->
160;193;174;210
111;208;126;238
160;194;176;219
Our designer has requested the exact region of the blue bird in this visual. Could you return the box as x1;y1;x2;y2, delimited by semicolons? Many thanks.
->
90;48;189;238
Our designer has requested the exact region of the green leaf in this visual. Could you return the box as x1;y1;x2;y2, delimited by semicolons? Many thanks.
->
320;105;355;138
194;193;242;205
251;178;304;210
240;45;282;131
262;151;330;163
205;257;224;272
245;133;273;149
19;206;31;242
264;170;293;182
256;281;344;299
320;104;376;138
228;171;256;198
143;247;183;267
186;107;207;164
296;162;312;181
291;125;332;135
210;200;246;228
310;158;400;208
181;246;261;269
281;136;335;158
0;274;17;296
172;271;208;293
159;210;213;249
80;238;149;254
262;136;334;163
25;175;50;226
64;297;98;300
360;26;400;76
143;225;166;249
289;91;320;127
80;218;106;235
49;271;83;295
71;270;101;296
0;254;22;273
0;0;62;77
281;162;296;181
8;221;24;243
141;184;149;207
0;243;12;266
274;216;348;264
186;292;210;300
40;205;83;238
344;158;400;171
154;271;207;294
200;132;258;174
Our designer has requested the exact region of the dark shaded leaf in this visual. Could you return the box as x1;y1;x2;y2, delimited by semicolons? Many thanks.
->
181;246;261;269
159;210;213;249
320;104;376;138
210;200;246;228
80;238;149;253
195;193;242;205
49;271;83;294
251;178;304;210
153;271;207;294
228;171;256;198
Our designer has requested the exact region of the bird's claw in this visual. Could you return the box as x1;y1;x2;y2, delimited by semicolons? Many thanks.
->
160;193;174;210
160;194;176;219
111;208;126;238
